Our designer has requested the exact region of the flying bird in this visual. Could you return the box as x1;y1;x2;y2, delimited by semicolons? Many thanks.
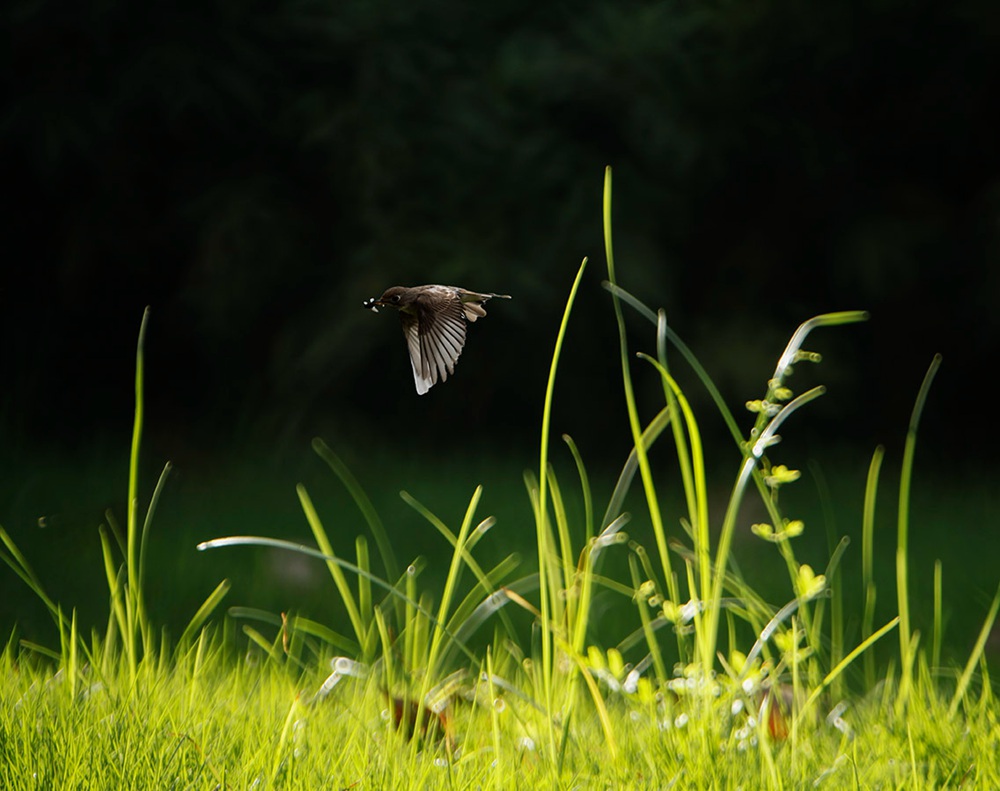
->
363;285;510;395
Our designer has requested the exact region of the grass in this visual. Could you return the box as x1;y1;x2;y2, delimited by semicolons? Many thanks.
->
3;166;1000;788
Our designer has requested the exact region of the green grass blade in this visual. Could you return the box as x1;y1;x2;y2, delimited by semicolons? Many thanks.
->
0;527;65;627
177;579;231;648
424;485;483;680
534;253;589;768
796;616;900;737
603;168;676;607
137;462;172;620
562;435;594;542
125;307;150;677
948;580;1000;719
601;406;671;530
896;354;942;713
295;483;365;647
862;445;885;688
311;438;401;588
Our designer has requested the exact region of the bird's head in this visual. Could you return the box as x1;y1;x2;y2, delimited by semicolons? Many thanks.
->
363;286;408;313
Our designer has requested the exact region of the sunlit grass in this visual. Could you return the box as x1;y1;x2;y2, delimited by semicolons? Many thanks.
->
3;167;1000;788
2;629;998;788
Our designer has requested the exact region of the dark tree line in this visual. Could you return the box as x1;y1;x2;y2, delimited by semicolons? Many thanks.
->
3;0;998;465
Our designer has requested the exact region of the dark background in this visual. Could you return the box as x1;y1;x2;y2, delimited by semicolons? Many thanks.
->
2;0;999;648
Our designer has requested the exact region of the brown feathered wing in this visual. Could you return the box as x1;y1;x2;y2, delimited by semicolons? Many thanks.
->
400;288;469;395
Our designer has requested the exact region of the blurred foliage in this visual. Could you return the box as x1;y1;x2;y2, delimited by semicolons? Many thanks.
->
2;0;999;460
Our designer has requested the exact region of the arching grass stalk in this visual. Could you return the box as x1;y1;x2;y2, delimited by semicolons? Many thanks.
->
124;306;149;675
562;436;594;542
118;307;176;675
532;255;588;767
602;167;679;613
99;307;186;681
862;445;886;689
654;310;699;568
895;354;942;715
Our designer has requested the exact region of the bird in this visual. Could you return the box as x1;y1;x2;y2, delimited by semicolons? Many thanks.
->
363;285;511;395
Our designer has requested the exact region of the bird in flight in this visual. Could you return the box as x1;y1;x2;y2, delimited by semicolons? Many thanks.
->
363;285;510;395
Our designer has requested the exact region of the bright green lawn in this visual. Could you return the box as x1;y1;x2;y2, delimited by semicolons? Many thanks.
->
3;636;997;788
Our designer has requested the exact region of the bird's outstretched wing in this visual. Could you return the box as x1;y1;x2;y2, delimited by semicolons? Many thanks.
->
400;287;468;395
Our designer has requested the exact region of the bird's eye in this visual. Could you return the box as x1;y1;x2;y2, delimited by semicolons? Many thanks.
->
392;295;400;303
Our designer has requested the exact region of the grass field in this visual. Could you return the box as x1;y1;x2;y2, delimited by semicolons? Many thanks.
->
3;168;999;788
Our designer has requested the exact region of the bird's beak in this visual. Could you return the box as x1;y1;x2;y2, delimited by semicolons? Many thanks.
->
363;297;381;313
